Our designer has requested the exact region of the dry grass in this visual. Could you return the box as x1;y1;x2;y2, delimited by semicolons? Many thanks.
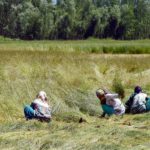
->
0;51;150;120
1;116;150;150
0;40;150;149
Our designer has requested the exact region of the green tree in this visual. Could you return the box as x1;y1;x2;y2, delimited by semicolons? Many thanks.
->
118;4;136;39
104;5;121;38
16;1;41;39
0;0;149;40
134;0;150;38
38;0;54;39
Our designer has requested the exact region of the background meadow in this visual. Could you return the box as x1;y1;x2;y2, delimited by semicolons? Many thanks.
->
0;39;150;149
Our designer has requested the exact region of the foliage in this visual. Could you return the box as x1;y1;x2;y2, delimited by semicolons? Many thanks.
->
0;0;149;40
112;74;125;99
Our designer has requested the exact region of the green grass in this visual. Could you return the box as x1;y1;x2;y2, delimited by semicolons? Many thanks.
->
0;37;150;54
0;39;150;149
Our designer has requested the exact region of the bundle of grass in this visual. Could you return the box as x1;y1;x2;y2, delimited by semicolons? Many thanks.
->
112;75;125;99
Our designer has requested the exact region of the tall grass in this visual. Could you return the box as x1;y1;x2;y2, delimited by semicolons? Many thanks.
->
0;50;150;122
0;40;150;149
112;74;125;99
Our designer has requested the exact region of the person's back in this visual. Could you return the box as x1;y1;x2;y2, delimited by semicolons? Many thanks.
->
125;93;136;113
125;86;146;114
131;92;147;114
113;98;125;115
105;94;125;115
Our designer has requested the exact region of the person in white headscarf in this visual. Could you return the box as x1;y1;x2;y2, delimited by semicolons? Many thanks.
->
31;91;52;121
24;91;52;122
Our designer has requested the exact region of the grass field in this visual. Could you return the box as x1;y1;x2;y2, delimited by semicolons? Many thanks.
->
0;39;150;150
0;37;150;54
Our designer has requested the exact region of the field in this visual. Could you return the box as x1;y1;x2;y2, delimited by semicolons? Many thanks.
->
0;38;150;150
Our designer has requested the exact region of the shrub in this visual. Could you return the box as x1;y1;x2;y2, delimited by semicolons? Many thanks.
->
112;75;125;99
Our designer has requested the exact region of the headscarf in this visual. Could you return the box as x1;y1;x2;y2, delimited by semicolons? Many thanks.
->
96;89;105;96
37;91;47;101
134;86;142;94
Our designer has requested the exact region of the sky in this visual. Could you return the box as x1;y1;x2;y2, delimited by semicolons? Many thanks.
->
52;0;57;5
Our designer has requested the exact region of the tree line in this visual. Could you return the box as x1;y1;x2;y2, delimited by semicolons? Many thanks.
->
0;0;150;40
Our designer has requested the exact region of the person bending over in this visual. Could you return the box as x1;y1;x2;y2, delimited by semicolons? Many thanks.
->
96;89;125;117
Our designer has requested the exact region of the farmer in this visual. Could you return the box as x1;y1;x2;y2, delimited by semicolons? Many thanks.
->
24;91;52;122
96;89;125;117
125;86;147;114
145;97;150;112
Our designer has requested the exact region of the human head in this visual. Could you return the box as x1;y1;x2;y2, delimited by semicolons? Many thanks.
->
96;89;105;99
37;91;47;101
134;86;142;94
